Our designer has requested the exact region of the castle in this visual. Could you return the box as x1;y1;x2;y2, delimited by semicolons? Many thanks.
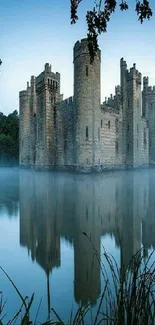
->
19;38;155;172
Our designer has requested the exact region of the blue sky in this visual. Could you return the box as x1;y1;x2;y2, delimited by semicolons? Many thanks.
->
0;0;155;115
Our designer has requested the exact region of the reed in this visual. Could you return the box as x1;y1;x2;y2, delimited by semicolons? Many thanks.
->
1;234;155;325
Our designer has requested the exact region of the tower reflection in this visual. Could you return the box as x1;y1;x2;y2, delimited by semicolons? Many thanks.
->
19;169;152;307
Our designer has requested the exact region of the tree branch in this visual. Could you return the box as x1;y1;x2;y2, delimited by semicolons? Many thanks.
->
70;0;153;62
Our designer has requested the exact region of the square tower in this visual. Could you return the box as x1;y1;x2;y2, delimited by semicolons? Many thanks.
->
35;63;61;168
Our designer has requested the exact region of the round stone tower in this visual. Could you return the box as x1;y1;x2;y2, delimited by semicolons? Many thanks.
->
19;88;31;166
73;38;101;171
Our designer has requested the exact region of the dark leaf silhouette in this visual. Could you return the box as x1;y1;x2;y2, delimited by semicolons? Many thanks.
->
70;0;153;62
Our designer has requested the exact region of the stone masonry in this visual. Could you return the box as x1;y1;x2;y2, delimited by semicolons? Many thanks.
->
19;38;153;172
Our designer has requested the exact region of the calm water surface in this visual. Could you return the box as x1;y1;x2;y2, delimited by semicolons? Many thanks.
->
0;168;154;323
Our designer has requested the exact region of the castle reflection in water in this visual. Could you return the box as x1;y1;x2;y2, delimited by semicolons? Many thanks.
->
3;169;155;306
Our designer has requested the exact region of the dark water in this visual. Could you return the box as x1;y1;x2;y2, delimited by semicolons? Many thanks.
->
0;168;155;323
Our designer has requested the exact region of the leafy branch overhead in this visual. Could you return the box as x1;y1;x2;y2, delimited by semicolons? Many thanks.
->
70;0;153;62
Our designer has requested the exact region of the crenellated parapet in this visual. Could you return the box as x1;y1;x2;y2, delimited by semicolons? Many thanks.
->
74;38;101;62
102;85;121;111
126;64;142;86
143;77;155;94
120;59;142;84
61;96;74;105
36;64;60;99
101;104;119;116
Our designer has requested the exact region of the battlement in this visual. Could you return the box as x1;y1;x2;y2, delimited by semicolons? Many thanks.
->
44;63;51;73
121;59;141;83
120;57;127;68
73;38;101;61
19;90;27;97
126;63;142;83
147;86;155;93
74;38;88;48
55;72;60;79
62;96;74;105
30;75;36;83
22;78;34;95
143;76;149;83
143;77;155;93
103;85;121;110
103;97;119;110
50;71;60;81
59;94;64;102
27;86;31;95
115;85;121;94
35;65;60;94
101;104;119;116
36;65;60;84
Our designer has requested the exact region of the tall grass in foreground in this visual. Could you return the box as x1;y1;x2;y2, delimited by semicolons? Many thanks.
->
1;233;155;325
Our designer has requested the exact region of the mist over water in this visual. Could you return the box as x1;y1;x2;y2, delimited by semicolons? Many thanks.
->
0;168;155;322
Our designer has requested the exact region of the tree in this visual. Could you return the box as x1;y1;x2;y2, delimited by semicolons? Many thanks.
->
70;0;153;62
0;110;19;166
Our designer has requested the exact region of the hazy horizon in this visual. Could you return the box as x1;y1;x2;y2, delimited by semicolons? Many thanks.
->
0;0;155;115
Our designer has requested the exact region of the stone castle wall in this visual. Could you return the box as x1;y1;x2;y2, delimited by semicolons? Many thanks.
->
142;78;155;164
56;97;75;168
100;107;123;168
19;38;154;173
139;118;149;165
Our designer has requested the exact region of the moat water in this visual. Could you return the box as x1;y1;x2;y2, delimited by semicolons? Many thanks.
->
0;168;155;323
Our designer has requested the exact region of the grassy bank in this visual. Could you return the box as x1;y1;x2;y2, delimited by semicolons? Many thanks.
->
1;234;155;325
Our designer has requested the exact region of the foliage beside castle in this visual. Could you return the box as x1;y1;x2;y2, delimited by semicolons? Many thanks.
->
19;38;155;172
